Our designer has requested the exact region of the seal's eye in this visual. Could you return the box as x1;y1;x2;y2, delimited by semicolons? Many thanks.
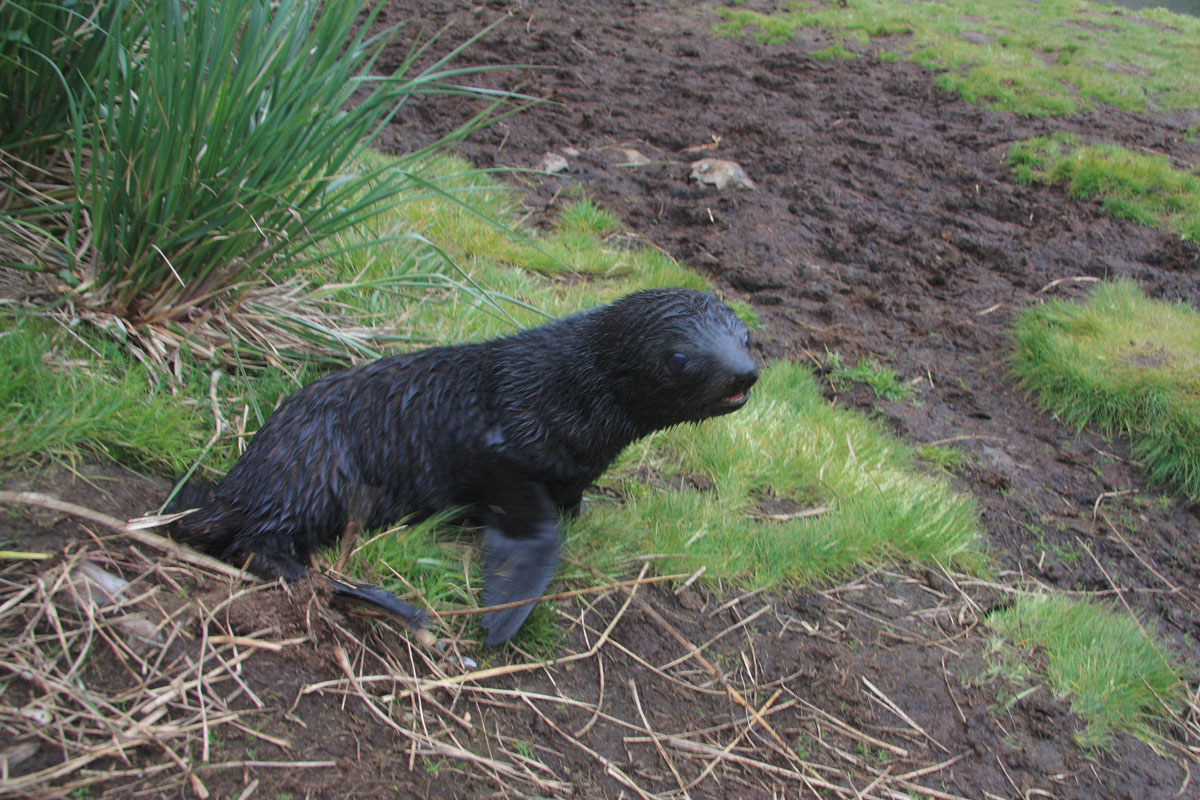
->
666;352;689;374
743;332;750;350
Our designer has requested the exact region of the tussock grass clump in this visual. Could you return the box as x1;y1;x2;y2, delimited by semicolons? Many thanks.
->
1009;135;1200;241
0;152;708;477
989;593;1186;749
1012;280;1200;501
571;362;983;585
1;0;515;369
713;0;1200;115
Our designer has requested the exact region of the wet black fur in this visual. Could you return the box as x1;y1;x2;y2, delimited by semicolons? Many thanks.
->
169;288;758;644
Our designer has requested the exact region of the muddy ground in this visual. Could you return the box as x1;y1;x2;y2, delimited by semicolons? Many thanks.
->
4;1;1200;798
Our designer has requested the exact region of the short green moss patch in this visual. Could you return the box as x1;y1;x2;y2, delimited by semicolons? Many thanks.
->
822;350;914;402
1012;279;1200;500
1009;135;1200;241
989;593;1186;749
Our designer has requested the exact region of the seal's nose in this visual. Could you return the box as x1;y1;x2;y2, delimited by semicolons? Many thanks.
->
729;349;758;389
737;363;759;388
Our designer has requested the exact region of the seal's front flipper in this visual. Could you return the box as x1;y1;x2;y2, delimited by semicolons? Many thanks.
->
479;482;562;645
480;523;560;645
329;578;429;632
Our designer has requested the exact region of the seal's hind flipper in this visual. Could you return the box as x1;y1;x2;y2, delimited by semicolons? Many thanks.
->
329;578;429;631
480;519;560;646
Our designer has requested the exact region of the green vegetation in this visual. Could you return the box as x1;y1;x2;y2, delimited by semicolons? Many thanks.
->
989;593;1185;749
0;157;705;476
823;350;914;402
0;0;512;368
571;362;982;585
811;41;855;61
916;443;972;476
1012;279;1200;501
714;0;1200;115
0;317;205;474
1010;134;1200;241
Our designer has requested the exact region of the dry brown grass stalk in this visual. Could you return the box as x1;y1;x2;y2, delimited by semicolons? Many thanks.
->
0;538;294;797
4;495;1099;799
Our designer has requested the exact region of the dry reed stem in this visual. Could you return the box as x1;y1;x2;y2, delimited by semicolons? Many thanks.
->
683;688;784;792
405;563;651;695
521;695;656;800
629;678;689;796
660;736;857;798
0;490;257;582
571;558;814;779
861;677;950;755
657;603;770;670
434;571;689;617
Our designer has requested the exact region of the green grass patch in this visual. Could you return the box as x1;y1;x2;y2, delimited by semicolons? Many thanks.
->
811;41;855;61
713;0;1200;115
1009;135;1200;241
1012;279;1200;501
989;593;1186;749
916;443;973;476
822;350;914;402
570;362;982;586
0;318;205;474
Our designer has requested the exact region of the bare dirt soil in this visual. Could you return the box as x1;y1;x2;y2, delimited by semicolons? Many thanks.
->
4;1;1200;798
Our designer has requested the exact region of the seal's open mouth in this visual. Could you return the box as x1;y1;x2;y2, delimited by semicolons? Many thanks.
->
721;389;749;407
715;370;757;412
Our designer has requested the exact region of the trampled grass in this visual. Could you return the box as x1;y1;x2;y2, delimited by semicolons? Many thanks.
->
1010;135;1200;241
713;0;1200;115
989;593;1186;749
1012;279;1200;501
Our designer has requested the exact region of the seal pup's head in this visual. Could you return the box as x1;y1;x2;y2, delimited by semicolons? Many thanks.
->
589;288;758;431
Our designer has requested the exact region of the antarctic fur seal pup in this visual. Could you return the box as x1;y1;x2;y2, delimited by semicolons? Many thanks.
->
168;288;758;644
